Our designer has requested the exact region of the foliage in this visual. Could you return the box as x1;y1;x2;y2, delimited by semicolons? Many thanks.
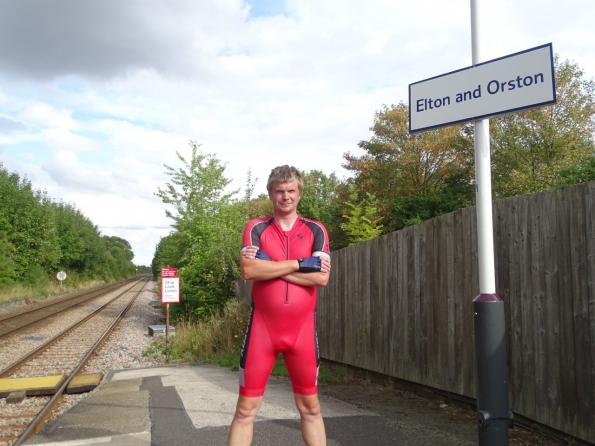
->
559;148;595;185
343;103;475;233
342;58;595;233
244;170;272;219
136;265;152;274
246;193;273;219
102;236;136;279
153;142;246;318
54;202;111;278
0;163;137;292
0;169;61;282
0;278;107;306
490;57;595;197
242;169;348;249
0;233;16;287
298;170;348;250
151;144;353;316
392;173;475;228
152;57;595;319
165;299;250;363
341;184;383;245
161;298;342;383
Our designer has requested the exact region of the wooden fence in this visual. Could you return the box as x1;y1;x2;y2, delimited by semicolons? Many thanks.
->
237;180;595;443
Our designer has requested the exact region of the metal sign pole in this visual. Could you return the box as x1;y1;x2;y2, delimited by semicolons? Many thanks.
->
56;271;67;288
470;1;512;444
166;304;170;350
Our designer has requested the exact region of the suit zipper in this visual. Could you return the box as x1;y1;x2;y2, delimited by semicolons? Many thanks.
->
285;235;289;303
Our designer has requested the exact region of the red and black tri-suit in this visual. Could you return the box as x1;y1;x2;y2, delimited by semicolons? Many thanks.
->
239;215;330;397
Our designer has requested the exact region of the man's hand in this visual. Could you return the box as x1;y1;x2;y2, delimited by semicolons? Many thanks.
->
297;256;322;273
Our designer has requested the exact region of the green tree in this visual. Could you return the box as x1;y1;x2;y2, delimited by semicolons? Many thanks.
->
152;232;189;277
154;142;245;318
136;265;152;274
102;236;136;279
247;193;272;219
0;163;137;288
0;233;16;287
491;57;595;197
243;169;350;249
155;143;236;230
298;170;347;250
559;146;595;185
243;170;272;219
343;103;475;233
341;184;383;245
54;201;108;278
0;165;61;282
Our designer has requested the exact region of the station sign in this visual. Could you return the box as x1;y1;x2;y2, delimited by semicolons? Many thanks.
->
161;277;180;304
409;43;556;133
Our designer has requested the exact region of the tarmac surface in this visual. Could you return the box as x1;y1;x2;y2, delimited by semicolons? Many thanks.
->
25;363;480;446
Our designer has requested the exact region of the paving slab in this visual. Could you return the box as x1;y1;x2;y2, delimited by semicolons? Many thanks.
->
26;378;150;445
25;364;477;445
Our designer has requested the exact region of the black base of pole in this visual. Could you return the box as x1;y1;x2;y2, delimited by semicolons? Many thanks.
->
473;293;513;446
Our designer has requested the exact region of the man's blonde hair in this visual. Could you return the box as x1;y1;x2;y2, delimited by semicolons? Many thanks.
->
266;165;304;193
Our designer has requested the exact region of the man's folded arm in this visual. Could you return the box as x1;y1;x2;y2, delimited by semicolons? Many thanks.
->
282;270;329;287
283;255;330;287
240;252;298;281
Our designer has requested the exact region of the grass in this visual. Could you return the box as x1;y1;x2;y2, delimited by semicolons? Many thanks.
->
150;298;355;383
161;299;250;364
142;341;168;361
212;351;348;382
0;279;108;306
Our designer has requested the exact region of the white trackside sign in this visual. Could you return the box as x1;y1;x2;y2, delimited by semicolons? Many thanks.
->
161;277;180;304
408;43;556;133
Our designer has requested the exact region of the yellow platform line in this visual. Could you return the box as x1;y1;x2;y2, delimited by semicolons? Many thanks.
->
0;373;103;397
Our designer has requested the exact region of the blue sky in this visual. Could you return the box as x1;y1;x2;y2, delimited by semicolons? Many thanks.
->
247;0;286;18
1;0;594;266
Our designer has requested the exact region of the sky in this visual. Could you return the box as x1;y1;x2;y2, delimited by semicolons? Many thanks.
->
1;0;594;266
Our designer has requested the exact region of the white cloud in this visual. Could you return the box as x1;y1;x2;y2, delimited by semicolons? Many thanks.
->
42;151;109;193
42;128;98;152
18;102;78;130
1;0;594;266
92;119;189;160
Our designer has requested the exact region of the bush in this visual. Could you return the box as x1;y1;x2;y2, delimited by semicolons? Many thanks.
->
168;299;250;363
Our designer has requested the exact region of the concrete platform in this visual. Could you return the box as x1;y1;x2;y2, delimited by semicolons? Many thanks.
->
24;364;476;445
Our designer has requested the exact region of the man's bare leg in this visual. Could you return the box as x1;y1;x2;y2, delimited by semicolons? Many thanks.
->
294;393;326;446
227;395;263;446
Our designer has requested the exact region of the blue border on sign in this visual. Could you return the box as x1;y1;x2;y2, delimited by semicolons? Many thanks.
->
408;43;556;133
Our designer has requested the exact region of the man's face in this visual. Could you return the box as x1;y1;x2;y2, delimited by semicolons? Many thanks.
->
269;181;301;215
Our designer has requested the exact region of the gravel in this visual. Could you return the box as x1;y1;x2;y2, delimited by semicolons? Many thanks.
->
84;279;167;373
57;280;167;416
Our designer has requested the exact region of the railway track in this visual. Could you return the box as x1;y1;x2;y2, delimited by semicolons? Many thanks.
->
0;278;137;338
0;277;151;445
